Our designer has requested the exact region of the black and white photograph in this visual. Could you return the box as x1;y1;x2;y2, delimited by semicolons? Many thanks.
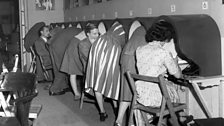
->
0;0;224;126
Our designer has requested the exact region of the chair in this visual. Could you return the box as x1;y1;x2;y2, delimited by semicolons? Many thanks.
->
0;72;38;126
38;54;50;80
126;71;187;126
28;46;37;73
11;54;19;72
79;76;95;109
32;46;52;81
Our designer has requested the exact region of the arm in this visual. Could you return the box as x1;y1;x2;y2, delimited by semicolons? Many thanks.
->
78;42;90;63
164;51;182;79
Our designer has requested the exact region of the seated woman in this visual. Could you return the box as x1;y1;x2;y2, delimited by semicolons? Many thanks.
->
134;24;184;125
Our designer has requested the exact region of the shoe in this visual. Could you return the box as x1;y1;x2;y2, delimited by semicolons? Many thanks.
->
38;80;52;83
63;87;72;92
73;95;81;101
114;122;121;126
49;90;65;96
43;84;52;90
99;112;108;121
181;115;194;126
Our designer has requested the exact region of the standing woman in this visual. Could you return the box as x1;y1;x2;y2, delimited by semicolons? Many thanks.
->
114;26;147;126
60;24;98;99
78;23;99;99
85;22;125;121
78;23;99;77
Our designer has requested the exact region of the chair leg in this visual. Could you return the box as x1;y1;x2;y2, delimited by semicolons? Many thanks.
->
157;97;166;126
168;111;180;126
128;95;137;126
165;97;180;126
141;111;150;126
79;91;85;109
158;76;181;126
29;61;36;73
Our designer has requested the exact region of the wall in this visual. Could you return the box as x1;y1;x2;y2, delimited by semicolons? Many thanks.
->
26;0;64;28
64;0;224;75
64;0;223;33
0;1;14;34
0;1;12;18
64;0;210;21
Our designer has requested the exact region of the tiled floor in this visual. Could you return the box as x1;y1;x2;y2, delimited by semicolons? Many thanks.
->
32;83;117;126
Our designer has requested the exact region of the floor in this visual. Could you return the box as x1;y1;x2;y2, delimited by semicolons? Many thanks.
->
32;82;119;126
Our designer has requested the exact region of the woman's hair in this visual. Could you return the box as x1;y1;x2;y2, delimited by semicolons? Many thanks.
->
145;20;174;43
84;23;97;35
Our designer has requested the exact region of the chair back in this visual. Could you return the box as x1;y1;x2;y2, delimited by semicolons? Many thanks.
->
28;46;37;73
126;71;186;126
32;45;51;80
126;71;162;108
1;72;37;126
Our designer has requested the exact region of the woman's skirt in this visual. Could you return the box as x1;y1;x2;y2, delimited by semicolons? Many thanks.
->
85;37;121;100
119;54;137;102
60;39;83;76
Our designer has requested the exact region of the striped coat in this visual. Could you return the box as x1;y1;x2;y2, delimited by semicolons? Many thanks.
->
85;22;125;100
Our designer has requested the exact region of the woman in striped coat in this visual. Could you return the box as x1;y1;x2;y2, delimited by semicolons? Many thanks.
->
85;22;126;121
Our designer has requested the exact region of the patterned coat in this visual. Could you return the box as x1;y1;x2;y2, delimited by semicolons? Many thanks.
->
85;22;125;100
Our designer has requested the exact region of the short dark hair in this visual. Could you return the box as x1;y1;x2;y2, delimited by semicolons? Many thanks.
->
145;21;174;42
38;25;49;37
84;23;97;35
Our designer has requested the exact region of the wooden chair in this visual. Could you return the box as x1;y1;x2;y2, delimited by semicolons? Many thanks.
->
79;76;95;109
28;46;37;73
126;71;187;126
0;72;38;126
32;46;52;81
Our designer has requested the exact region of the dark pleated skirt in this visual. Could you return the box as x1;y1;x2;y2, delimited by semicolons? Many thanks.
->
60;40;83;75
119;54;137;101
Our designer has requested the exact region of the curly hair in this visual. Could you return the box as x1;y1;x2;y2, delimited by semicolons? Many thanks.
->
145;20;174;43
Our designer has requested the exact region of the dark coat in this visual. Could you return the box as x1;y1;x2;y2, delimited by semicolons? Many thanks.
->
34;37;52;81
49;27;82;70
48;27;82;92
34;37;52;69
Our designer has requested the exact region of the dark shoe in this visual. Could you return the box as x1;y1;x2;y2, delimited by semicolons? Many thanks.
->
38;80;52;83
49;90;65;96
43;84;52;90
180;115;194;126
99;112;108;121
63;87;72;92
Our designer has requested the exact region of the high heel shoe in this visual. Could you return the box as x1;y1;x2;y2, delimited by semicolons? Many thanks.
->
114;122;121;126
99;112;108;121
49;90;65;96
